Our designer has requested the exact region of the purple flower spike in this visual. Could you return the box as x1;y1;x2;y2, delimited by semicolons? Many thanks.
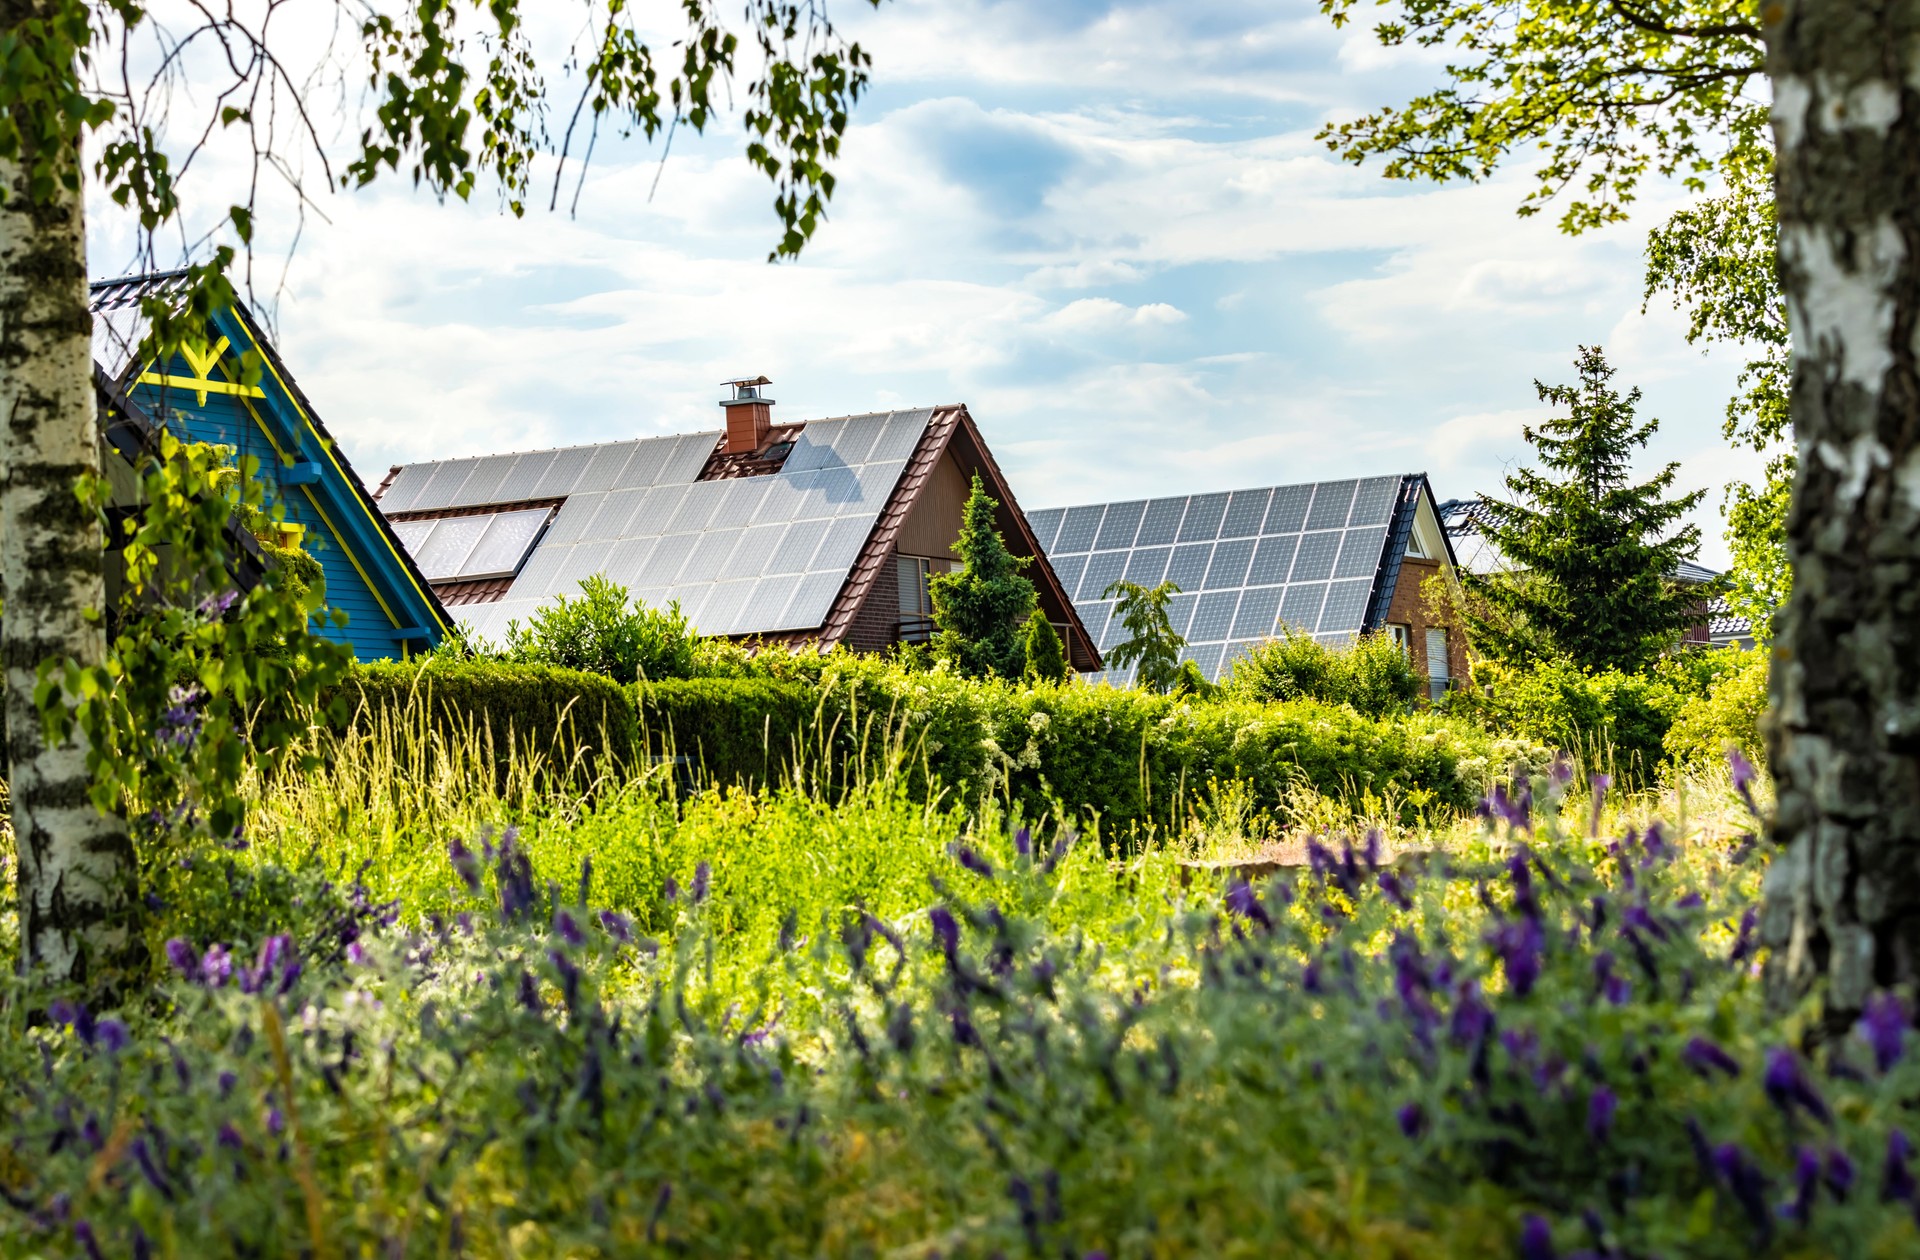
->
1825;1148;1856;1200
1013;826;1032;859
554;909;586;948
448;836;482;894
1449;982;1493;1048
1728;747;1762;816
95;1020;130;1056
1487;916;1545;997
598;910;634;944
1780;1145;1821;1225
1224;881;1273;932
1764;1048;1833;1126
690;861;711;905
952;843;995;880
1729;907;1759;963
1519;1214;1556;1260
1683;1037;1742;1079
217;1122;244;1151
930;905;960;960
1885;1130;1916;1202
1587;1086;1618;1141
164;938;199;978
1589;774;1612;837
73;1221;104;1260
1857;992;1909;1074
1396;1102;1426;1138
197;943;233;989
1378;870;1413;910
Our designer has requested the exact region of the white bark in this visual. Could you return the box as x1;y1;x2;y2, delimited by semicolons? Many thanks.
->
1;35;141;990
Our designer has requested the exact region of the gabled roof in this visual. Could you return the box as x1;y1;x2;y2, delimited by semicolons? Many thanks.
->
1437;496;1726;587
1034;475;1438;683
379;406;1099;666
89;272;453;651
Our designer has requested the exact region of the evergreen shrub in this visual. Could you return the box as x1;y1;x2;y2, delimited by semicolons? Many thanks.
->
1224;629;1421;718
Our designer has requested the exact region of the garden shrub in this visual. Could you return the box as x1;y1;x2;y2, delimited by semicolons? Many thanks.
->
1448;655;1692;784
1224;628;1421;718
1665;645;1771;767
323;658;640;772
499;573;699;681
637;676;823;789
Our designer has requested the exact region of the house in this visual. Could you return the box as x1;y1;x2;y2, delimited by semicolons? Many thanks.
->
1435;498;1750;650
89;272;450;659
1031;475;1468;693
374;381;1100;669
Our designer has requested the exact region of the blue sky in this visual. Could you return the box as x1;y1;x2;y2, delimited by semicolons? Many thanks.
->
89;0;1762;565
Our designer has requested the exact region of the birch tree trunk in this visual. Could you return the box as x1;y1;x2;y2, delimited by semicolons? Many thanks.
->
1;4;141;991
1759;2;1920;1023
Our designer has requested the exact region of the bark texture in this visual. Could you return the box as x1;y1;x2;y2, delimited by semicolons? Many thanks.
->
1;2;141;989
1760;2;1920;1021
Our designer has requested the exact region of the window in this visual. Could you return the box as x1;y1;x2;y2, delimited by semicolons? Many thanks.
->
1386;623;1410;650
897;554;956;619
1426;627;1450;700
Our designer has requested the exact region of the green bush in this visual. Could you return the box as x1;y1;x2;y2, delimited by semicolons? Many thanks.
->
1665;645;1770;767
1447;656;1697;784
324;658;639;772
500;574;699;682
1223;629;1421;719
637;676;823;789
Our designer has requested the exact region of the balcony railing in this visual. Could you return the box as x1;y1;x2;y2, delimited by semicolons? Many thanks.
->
897;616;937;644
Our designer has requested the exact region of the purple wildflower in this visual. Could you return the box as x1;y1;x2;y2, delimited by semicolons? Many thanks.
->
662;876;679;903
554;909;586;948
217;1123;244;1151
1587;1086;1618;1141
1224;880;1273;932
1588;774;1612;836
598;910;634;944
1683;1037;1742;1079
130;1137;173;1200
690;861;711;905
1825;1148;1855;1200
1592;953;1631;1006
952;843;995;880
49;1000;95;1046
1449;982;1493;1048
1885;1130;1916;1202
1519;1214;1556;1260
218;1071;237;1098
1715;1142;1774;1241
1487;916;1545;997
1857;992;1909;1073
448;836;482;893
73;1221;104;1260
164;938;198;978
199;943;233;989
930;905;960;960
1377;869;1412;910
1014;826;1032;860
1782;1146;1820;1224
267;1106;285;1137
1728;747;1762;816
1729;906;1759;963
94;1020;129;1056
1396;1102;1426;1138
1479;782;1531;832
1764;1048;1832;1125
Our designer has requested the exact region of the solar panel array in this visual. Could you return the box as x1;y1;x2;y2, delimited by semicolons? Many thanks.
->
388;507;553;582
1028;476;1408;684
382;410;932;644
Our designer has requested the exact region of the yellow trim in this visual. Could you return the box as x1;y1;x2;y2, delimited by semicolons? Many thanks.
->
239;327;451;634
135;337;267;406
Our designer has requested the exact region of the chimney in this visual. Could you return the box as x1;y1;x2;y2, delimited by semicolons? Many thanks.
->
720;376;775;454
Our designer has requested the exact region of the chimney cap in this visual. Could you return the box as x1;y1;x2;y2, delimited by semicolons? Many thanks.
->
722;374;772;389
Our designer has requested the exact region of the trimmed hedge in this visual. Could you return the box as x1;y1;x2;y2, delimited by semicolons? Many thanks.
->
637;677;822;788
321;659;640;772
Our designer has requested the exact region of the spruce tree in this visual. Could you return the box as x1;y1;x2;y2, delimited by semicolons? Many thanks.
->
930;474;1038;679
1021;609;1069;684
1465;346;1709;674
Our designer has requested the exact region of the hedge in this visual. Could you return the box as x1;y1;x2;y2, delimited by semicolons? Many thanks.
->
319;659;640;774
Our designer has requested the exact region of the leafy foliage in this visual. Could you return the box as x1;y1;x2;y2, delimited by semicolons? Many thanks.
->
931;474;1038;680
1317;0;1768;233
1101;579;1184;692
1464;347;1711;673
1226;628;1421;719
499;574;698;683
1665;645;1770;768
34;436;351;841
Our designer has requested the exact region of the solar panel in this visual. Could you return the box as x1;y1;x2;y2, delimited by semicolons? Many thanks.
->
1078;552;1127;601
708;478;769;530
1289;531;1339;582
1263;484;1311;535
1026;507;1065;552
1247;535;1297;586
1055;505;1104;553
639;534;694;586
449;455;517;507
812;516;872;573
388;518;434;553
532;447;595;499
781;426;839;473
723;523;788;580
375;464;433;513
678;529;742;584
1319;579;1374;635
1135;498;1186;547
1350;475;1402;527
1188;591;1238;642
785;569;847;628
1178;493;1228;542
494;452;550;504
868;411;929;463
1123;546;1170;586
696;580;754;636
1182;642;1224;679
1094;501;1146;551
540;494;600;547
769;518;826;574
1049;553;1086;598
1231;585;1283;640
459;508;552;579
601;535;657;589
1165;543;1211;592
831;414;886;465
743;574;803;630
554;541;614;593
504;544;567;600
1203;538;1256;589
1334;527;1387;579
1164;591;1198;638
413;515;491;579
1279;583;1326;633
615;437;675;489
656;435;717;485
1221;489;1271;538
585;489;644;541
575;441;640;494
667;485;721;535
1306;480;1358;531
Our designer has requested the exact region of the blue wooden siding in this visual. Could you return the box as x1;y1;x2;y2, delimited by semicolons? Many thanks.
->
123;319;442;660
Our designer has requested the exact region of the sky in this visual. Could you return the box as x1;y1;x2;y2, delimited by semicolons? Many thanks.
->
87;0;1764;566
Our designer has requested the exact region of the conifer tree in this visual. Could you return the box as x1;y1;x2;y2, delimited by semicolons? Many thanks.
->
1465;346;1708;674
1021;609;1069;684
930;475;1037;679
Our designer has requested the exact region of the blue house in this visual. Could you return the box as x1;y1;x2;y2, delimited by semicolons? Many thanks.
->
91;273;449;659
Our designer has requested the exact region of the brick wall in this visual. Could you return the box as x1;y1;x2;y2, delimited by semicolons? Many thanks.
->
1384;557;1471;690
843;543;903;654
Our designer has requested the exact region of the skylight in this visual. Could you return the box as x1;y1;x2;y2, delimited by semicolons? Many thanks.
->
392;506;553;582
